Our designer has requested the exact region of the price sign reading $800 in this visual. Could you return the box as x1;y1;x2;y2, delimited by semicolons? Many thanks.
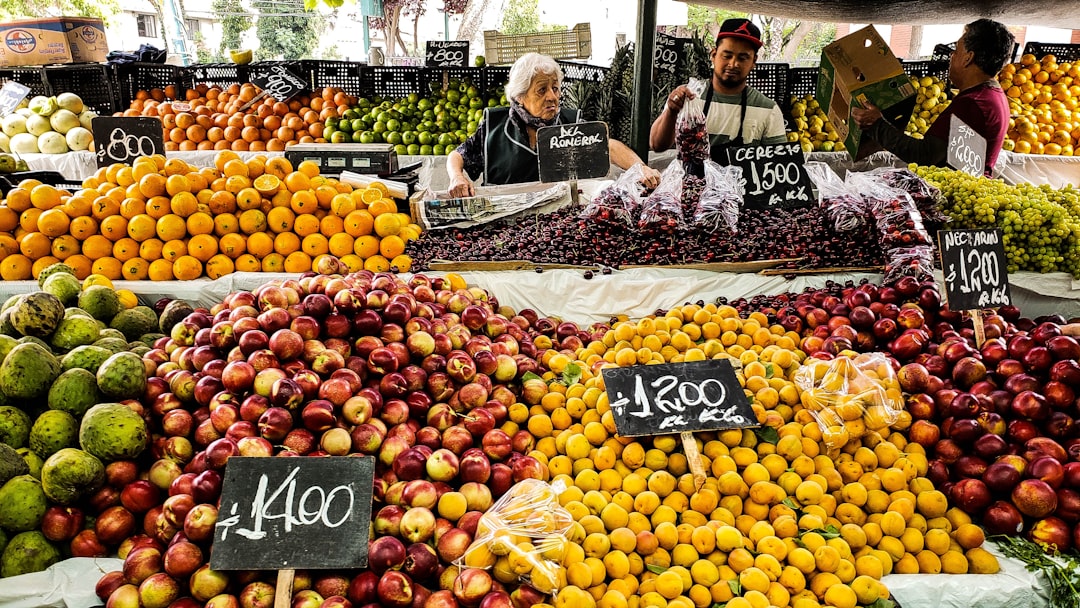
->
92;117;165;168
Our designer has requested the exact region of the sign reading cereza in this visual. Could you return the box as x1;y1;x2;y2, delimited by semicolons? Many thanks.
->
210;456;375;571
426;40;469;68
537;121;609;183
726;142;815;210
91;117;165;168
601;359;757;438
937;229;1012;311
947;115;987;177
249;64;309;102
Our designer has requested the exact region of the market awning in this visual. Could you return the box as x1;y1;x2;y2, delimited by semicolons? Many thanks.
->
681;0;1080;29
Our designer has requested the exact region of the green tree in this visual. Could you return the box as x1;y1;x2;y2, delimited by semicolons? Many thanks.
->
212;0;250;55
684;5;744;39
253;0;325;60
0;0;118;22
499;0;563;36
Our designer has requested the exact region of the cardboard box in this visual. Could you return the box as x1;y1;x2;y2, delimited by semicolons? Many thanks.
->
0;17;109;67
285;143;399;176
816;25;917;160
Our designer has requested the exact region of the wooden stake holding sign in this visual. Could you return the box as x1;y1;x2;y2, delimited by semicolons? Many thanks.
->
211;457;376;608
537;121;610;203
601;359;757;489
937;228;1012;347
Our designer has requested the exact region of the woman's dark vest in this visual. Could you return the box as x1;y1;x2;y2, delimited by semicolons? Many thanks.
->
482;107;582;185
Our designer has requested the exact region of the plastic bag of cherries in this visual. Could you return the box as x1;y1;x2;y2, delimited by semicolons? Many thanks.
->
883;245;936;284
640;161;685;230
846;171;932;250
675;78;711;166
805;161;867;232
694;161;743;233
581;162;647;225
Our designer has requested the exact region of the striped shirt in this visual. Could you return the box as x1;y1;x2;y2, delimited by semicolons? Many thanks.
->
704;86;787;147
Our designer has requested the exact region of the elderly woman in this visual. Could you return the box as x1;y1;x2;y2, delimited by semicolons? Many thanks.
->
447;52;660;197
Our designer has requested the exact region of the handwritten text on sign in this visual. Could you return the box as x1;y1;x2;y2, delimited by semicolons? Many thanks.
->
537;121;610;183
727;142;814;210
601;359;756;437
0;81;31;116
249;65;308;102
426;41;469;67
210;456;375;571
654;33;680;76
938;229;1012;310
947;115;987;177
91;117;165;168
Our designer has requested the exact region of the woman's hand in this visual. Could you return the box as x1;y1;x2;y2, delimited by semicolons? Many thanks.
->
666;86;696;113
851;101;883;129
639;166;661;189
448;175;475;198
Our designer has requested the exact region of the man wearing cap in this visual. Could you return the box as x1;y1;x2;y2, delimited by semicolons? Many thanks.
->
650;18;788;163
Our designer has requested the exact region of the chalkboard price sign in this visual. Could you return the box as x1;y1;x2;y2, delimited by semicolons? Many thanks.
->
92;116;165;168
947;115;987;177
0;81;30;116
537;121;610;183
249;65;309;102
654;33;680;77
937;228;1012;311
426;41;469;67
601;359;757;437
210;456;375;571
726;142;814;209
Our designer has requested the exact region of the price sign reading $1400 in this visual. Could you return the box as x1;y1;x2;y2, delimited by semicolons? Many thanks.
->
210;457;375;571
92;117;165;168
937;228;1012;311
601;359;757;437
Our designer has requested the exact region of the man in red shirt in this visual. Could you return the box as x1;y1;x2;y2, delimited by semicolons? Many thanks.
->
852;19;1014;176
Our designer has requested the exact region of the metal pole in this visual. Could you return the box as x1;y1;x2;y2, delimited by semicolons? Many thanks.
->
444;10;450;41
631;0;657;161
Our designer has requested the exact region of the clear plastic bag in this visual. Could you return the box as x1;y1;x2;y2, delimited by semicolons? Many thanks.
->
694;161;743;233
883;245;936;284
675;78;711;165
846;171;932;250
581;163;647;225
805;161;867;232
794;353;905;450
640;161;685;229
456;479;574;594
867;166;950;225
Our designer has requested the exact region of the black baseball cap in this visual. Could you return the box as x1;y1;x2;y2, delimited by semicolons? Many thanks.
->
716;18;763;50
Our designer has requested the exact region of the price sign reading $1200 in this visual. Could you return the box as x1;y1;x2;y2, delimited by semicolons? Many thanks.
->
938;228;1012;311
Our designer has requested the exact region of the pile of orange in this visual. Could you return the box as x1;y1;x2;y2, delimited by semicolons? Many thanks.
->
998;53;1080;155
118;84;357;152
0;151;419;282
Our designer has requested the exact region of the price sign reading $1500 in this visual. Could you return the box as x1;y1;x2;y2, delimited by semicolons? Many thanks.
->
937;228;1012;311
210;457;375;571
601;359;757;437
92;117;165;168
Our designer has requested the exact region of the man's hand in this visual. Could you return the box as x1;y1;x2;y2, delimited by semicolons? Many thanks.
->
851;101;883;129
639;166;661;189
448;176;475;198
666;85;696;114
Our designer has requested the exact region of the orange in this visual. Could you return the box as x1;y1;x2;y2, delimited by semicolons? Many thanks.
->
5;188;31;212
314;185;337;209
131;159;159;182
264;157;293;179
225;175;251;194
328;233;354;258
127;214;157;241
373;213;401;237
163;158;189;177
284;251;312;273
50;235;79;260
379;235;405;259
64;254;92;279
171;191;199;217
330;193;356;218
91;257;122;280
166;174;192;196
139;173;167;198
254;174;281;196
0;253;31;280
293;214;320;237
302;233;329;256
238;209;267;234
344;210;374;236
188;234;219;262
208;191;237;215
368;198;395;217
30;184;62;210
63;194;93;218
218;233;246;258
100;215;128;242
389;254;412;272
267;207;295;233
92;196;121;221
112;237;140;262
297;160;320;178
261;251;285;272
0;207;18;232
161;239;188;262
139;238;164;261
81;234;113;260
115;167;135;188
122;257;150;280
19;208;42;232
290;190;318;214
283;171;311;193
156;214;187;241
36;208;70;237
187;212;215;236
246;232;274;257
214;150;241;173
359;187;383;205
205;253;235;279
319;214;344;237
173;255;203;280
366;181;389;197
246;157;265;178
339;254;363;272
69;216;98;240
234;253;261;272
354;235;380;258
148;258;174;281
0;234;16;257
363;254;389;272
273;232;301;255
146;196;171;219
214;213;239;236
29;255;59;279
120;197;147;219
223;159;249;178
19;232;52;259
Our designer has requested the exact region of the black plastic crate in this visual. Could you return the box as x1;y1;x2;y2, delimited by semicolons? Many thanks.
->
181;63;248;88
747;62;788;107
0;67;48;98
419;67;481;96
786;66;819;102
557;60;608;83
358;67;420;100
112;62;187;108
903;59;949;82
306;60;366;97
1023;42;1080;62
43;64;118;113
482;66;510;95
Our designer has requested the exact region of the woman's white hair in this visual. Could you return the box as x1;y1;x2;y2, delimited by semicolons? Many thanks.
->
505;52;563;103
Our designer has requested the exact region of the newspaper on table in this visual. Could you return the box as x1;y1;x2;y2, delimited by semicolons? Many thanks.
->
410;182;571;230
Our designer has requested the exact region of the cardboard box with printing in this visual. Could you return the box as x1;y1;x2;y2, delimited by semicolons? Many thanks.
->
816;25;917;160
0;17;109;67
